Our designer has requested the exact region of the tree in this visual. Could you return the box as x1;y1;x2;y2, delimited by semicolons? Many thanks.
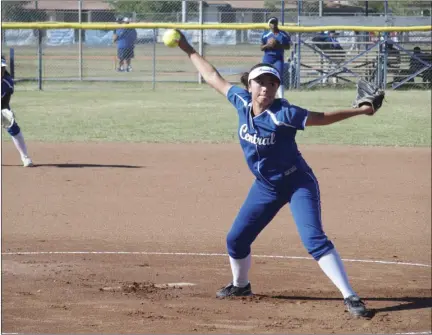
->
2;1;30;21
264;0;279;10
106;0;199;22
2;1;47;22
351;1;427;15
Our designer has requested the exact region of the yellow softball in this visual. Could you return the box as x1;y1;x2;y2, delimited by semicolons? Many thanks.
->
163;29;181;48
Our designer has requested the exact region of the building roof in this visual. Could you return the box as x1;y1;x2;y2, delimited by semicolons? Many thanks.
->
24;0;111;10
24;0;271;11
204;0;364;10
21;0;375;12
205;1;265;9
204;0;298;9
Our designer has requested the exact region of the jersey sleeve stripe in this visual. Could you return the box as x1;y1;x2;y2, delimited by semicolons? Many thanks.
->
235;93;249;107
3;78;13;89
302;111;309;129
266;110;296;128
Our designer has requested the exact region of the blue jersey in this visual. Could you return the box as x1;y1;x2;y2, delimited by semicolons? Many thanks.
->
227;85;311;188
115;28;137;49
261;30;291;60
2;73;14;109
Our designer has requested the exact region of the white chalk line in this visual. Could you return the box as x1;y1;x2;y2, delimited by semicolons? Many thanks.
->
2;331;431;335
1;250;431;268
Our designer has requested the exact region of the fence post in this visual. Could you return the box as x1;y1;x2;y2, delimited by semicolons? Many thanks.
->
37;29;43;91
296;0;302;89
198;1;203;84
377;33;382;87
280;0;285;23
35;0;42;90
280;0;285;97
241;12;245;43
152;28;156;91
382;0;389;88
78;0;83;80
364;1;369;81
319;0;324;84
182;1;187;22
9;48;15;79
382;33;389;89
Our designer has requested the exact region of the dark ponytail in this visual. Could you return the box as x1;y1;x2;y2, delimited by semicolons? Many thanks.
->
239;62;278;89
240;72;249;88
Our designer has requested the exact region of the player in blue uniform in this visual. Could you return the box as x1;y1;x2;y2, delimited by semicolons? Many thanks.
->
113;17;137;72
260;17;291;96
175;30;377;317
1;57;33;167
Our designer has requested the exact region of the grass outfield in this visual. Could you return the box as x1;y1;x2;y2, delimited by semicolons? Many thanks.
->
9;44;430;88
10;44;261;82
4;81;431;147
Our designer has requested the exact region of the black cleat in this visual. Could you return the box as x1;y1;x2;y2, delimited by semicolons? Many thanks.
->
344;295;368;317
216;282;253;298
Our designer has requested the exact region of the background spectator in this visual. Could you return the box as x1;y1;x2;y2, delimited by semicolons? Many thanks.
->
260;17;291;96
113;17;137;72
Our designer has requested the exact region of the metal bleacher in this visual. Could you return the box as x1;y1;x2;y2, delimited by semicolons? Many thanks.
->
284;33;432;89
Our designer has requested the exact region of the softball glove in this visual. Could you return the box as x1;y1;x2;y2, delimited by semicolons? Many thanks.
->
353;79;385;115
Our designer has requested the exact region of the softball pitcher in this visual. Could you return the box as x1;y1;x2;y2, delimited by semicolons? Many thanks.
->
2;57;33;167
174;30;384;318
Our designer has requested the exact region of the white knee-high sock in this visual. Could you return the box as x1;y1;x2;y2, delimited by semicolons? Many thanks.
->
229;254;251;288
11;131;29;158
317;248;356;299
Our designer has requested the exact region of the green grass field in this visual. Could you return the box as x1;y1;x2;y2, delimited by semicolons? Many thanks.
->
10;43;431;85
6;81;431;147
10;44;263;82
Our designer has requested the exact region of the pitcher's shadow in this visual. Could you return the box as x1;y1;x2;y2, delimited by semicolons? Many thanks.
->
255;294;432;318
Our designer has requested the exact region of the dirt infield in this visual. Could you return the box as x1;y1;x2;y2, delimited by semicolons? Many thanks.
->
2;143;431;334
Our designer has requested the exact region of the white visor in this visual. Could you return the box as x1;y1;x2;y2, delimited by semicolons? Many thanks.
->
248;66;281;83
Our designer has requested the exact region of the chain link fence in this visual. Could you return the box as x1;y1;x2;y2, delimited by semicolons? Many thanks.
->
1;0;431;89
